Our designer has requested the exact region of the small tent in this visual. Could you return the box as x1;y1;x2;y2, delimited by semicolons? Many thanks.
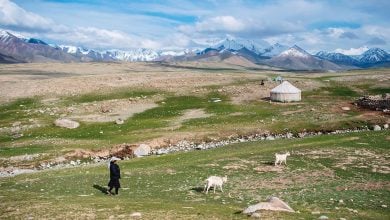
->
270;81;301;102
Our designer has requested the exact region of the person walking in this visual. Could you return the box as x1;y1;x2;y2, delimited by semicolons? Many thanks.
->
107;156;121;195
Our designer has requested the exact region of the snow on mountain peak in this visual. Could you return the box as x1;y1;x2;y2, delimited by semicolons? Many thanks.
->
262;43;289;57
278;45;311;58
212;38;269;54
360;47;389;63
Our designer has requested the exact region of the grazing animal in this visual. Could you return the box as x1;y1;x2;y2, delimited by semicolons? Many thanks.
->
275;152;290;166
204;176;227;194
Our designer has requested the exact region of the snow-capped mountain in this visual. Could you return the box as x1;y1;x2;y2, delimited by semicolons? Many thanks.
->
105;49;160;61
2;29;390;69
359;48;389;64
211;37;269;55
315;51;359;66
261;43;289;57
264;45;343;70
277;45;311;58
0;30;78;63
58;45;91;55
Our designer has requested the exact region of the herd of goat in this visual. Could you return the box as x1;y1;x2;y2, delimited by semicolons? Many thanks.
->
203;152;291;194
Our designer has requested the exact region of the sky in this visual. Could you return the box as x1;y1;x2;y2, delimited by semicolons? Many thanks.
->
0;0;389;54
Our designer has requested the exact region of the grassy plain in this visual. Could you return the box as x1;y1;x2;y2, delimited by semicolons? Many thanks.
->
0;62;389;218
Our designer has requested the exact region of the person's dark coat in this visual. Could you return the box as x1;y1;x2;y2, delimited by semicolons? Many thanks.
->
108;162;121;188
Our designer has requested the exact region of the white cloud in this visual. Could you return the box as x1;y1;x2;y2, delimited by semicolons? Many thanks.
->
45;27;149;49
194;16;245;33
0;0;54;31
334;46;369;55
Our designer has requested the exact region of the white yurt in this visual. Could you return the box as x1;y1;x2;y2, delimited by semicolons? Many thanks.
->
270;81;301;102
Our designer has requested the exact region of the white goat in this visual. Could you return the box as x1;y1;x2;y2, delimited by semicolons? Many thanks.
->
204;176;227;194
275;152;290;166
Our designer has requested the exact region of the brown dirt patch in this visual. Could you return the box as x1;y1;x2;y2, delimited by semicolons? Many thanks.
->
0;62;257;103
253;166;285;173
235;168;335;191
68;98;159;122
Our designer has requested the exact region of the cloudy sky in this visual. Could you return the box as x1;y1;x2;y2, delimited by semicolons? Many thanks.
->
1;0;389;54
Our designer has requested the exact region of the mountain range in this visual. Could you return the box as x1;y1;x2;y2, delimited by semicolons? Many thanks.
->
1;29;389;71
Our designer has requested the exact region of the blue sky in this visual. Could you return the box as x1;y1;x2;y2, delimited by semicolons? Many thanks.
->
1;0;389;54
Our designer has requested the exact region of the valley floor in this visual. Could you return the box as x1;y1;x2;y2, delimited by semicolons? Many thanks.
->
0;62;389;219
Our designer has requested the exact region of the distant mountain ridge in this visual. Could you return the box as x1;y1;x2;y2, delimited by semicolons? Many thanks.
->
0;29;389;70
315;48;390;68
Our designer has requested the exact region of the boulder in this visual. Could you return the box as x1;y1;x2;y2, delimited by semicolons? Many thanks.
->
243;197;294;214
54;118;80;129
115;118;124;125
383;124;389;129
373;125;381;131
134;144;151;157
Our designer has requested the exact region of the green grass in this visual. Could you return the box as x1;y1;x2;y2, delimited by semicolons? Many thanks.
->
0;131;389;219
0;98;42;125
368;87;390;95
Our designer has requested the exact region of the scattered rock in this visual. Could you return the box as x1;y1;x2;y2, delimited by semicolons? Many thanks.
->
54;118;80;129
341;106;350;111
134;144;151;157
251;213;261;218
12;121;22;127
373;125;381;131
100;105;111;113
319;215;328;220
156;148;169;155
130;212;142;218
115;118;124;125
243;197;294;214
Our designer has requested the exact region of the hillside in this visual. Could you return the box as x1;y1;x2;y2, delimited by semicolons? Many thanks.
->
0;131;389;219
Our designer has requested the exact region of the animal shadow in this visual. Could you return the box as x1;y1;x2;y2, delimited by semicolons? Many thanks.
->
190;187;204;193
262;161;275;166
93;184;108;194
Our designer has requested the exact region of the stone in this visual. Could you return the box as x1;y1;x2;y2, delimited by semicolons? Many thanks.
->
12;121;21;127
243;197;294;214
156;148;168;155
54;118;79;129
339;218;346;220
383;124;389;129
266;135;275;141
134;144;151;157
311;211;321;215
381;204;387;208
130;212;142;218
100;105;111;113
251;213;261;218
319;216;328;220
338;199;344;204
373;125;381;131
115;118;124;125
341;106;351;111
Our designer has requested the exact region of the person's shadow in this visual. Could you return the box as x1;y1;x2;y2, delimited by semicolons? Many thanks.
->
93;184;108;194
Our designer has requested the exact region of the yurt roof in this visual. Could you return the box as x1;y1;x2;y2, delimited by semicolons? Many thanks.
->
271;81;301;93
